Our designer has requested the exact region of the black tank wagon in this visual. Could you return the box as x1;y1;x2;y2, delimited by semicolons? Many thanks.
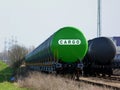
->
83;37;116;76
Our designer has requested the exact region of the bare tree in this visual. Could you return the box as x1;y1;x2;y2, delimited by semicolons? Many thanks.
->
0;52;4;60
28;45;35;53
8;45;28;69
0;51;9;63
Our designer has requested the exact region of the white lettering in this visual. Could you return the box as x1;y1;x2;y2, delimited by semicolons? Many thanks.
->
58;39;81;45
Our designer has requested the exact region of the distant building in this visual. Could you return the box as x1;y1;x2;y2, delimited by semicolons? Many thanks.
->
111;37;120;61
111;37;120;54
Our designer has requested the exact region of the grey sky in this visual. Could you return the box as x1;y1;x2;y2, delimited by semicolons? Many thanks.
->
0;0;120;51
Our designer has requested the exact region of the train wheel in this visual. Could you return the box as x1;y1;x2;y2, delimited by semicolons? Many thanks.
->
75;70;80;80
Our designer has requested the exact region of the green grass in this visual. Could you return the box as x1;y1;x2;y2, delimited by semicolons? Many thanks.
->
0;61;13;82
0;60;29;90
0;82;28;90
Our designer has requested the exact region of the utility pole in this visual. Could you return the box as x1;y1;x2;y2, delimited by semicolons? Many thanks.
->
97;0;102;37
3;36;18;62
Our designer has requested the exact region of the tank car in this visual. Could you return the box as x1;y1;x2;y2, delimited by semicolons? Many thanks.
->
83;37;116;77
25;26;88;79
112;54;120;68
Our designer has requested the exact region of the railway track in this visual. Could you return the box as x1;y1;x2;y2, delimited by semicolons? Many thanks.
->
78;76;120;90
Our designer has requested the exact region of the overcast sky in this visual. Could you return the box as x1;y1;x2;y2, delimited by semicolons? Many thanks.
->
0;0;120;52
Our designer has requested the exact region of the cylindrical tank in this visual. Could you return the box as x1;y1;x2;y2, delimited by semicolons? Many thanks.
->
25;26;88;63
88;37;116;64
